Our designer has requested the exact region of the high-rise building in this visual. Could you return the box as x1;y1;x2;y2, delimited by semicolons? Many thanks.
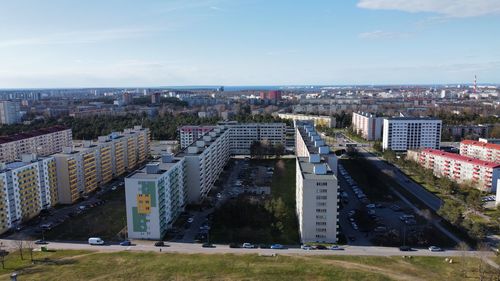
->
0;126;72;163
295;121;338;243
0;101;21;125
0;154;58;234
382;117;442;152
277;113;336;128
54;126;150;204
351;112;384;141
151;92;161;104
125;154;187;240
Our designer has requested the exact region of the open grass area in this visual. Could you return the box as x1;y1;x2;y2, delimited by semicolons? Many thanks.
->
45;189;126;242
3;250;499;281
211;159;299;245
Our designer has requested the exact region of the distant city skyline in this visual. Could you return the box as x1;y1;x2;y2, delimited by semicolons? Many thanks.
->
1;0;499;87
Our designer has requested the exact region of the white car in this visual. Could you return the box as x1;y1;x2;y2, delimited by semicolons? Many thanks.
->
428;246;442;252
301;245;313;250
242;243;255;249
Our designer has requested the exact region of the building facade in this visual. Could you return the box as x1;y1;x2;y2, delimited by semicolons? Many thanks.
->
0;126;72;163
295;121;339;243
417;148;500;192
55;126;150;204
0;101;21;125
0;154;58;234
382;117;442;152
460;140;500;164
179;126;216;149
125;155;187;240
278;113;336;128
351;112;384;141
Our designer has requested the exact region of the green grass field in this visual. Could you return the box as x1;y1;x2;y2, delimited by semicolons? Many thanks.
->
45;188;126;242
1;250;498;281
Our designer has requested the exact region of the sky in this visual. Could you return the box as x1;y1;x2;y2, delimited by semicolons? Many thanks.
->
0;0;500;88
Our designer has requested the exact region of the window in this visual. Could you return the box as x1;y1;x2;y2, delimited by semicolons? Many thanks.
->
316;222;326;226
317;202;326;206
316;195;327;200
316;228;327;233
316;182;327;186
316;209;327;213
316;189;328;193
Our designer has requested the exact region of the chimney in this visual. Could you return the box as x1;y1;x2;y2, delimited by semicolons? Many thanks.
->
161;153;173;163
196;141;205;148
21;154;37;163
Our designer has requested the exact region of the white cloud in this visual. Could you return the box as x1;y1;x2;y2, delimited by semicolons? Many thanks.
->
358;30;410;39
0;27;161;48
357;0;500;18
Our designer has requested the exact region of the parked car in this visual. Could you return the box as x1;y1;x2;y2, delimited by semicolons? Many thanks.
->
428;246;442;252
88;237;105;245
202;243;216;248
315;245;327;250
229;243;240;248
34;240;48;245
242;243;255;249
154;241;165;247
187;217;194;223
399;246;412;251
329;245;344;251
120;240;132;246
301;244;313;250
270;244;285;249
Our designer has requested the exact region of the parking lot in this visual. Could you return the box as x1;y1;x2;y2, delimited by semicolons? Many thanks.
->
338;161;451;248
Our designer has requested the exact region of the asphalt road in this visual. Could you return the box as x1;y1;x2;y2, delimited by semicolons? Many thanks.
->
0;239;492;258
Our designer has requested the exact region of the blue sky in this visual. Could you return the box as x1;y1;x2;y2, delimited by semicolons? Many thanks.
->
0;0;499;87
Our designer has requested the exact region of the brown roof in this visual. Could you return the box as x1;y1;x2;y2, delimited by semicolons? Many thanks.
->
0;126;70;144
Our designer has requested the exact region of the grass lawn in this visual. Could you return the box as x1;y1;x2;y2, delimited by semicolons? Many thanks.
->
211;158;299;245
3;250;499;281
45;189;126;242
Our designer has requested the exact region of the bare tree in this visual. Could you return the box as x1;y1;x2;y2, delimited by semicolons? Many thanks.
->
477;242;490;281
13;240;24;260
25;240;35;263
456;241;469;278
0;242;8;269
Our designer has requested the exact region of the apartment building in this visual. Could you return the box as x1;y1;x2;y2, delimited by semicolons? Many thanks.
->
0;126;72;163
418;148;500;192
351;112;384;141
0;154;58;234
382;117;442;152
178;126;232;203
125;154;187;240
228;123;286;154
179;126;216;149
55;126;150;204
295;121;339;243
460;140;500;164
0;101;21;125
278;113;336;128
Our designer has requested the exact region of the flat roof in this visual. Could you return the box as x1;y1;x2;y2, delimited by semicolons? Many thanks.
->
0;125;70;144
297;157;336;180
461;140;500;151
422;149;500;168
387;117;441;121
127;159;182;180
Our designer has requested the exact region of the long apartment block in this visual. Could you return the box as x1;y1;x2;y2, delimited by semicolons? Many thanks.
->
179;126;216;149
295;121;339;244
351;111;384;141
416;148;500;192
55;126;150;204
277;113;336;128
382;117;442;152
0;126;72;163
0;154;58;234
125;154;187;240
460;140;500;164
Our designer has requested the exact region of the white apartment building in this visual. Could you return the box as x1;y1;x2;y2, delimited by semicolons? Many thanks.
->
278;113;336;128
0;154;58;234
178;126;232;203
460;140;500;164
295;121;339;243
418;148;500;192
0;101;21;125
125;154;187;240
179;126;215;149
229;123;286;154
382;117;442;152
0;126;72;163
351;112;384;141
54;126;150;204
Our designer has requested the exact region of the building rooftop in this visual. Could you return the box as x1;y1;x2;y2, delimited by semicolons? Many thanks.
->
461;140;500;151
422;149;500;168
387;117;441;121
0;125;70;144
127;159;182;180
297;157;336;180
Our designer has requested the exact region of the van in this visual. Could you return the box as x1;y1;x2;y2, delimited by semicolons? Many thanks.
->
88;237;105;245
